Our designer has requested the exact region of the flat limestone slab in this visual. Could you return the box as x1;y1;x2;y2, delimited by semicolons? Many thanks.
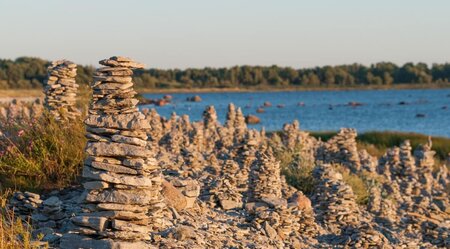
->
85;113;149;130
86;142;150;157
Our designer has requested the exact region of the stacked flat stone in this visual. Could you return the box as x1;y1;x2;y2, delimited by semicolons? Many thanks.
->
32;196;65;229
398;140;416;177
144;108;164;155
210;159;244;210
367;186;382;215
317;128;361;173
61;56;163;249
180;115;193;135
218;104;236;148
311;164;360;233
0;99;43;121
436;163;449;190
232;130;260;198
251;148;282;200
8;191;42;218
161;119;183;153
225;103;236;130
233;107;247;144
249;148;317;246
202;106;220;152
377;146;400;179
413;138;435;193
359;149;377;173
281;120;301;149
168;177;201;210
344;221;393;248
43;60;80;120
190;122;205;152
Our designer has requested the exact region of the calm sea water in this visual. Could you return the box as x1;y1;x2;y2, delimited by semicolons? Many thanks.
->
142;89;450;137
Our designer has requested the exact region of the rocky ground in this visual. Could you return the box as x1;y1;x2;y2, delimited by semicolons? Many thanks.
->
2;57;449;249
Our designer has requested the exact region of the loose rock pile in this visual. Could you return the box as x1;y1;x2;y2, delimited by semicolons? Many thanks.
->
43;60;80;120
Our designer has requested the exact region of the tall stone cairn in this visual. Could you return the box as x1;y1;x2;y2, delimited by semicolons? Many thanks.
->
61;56;163;249
251;147;282;200
203;105;219;152
317;128;361;172
44;60;80;120
311;164;360;233
233;107;247;144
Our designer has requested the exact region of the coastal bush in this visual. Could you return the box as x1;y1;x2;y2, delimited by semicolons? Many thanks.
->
0;114;85;191
272;143;317;195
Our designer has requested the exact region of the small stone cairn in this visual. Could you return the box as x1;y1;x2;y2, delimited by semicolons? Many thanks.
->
61;56;164;248
43;60;80;120
317;128;361;172
8;191;42;218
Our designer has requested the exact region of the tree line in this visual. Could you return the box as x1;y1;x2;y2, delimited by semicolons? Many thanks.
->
1;57;450;89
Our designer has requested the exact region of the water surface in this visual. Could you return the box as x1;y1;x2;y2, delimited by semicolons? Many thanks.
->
142;89;450;137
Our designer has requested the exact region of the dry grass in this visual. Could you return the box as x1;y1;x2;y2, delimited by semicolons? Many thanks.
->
335;166;370;205
0;90;43;98
0;113;86;191
0;190;46;249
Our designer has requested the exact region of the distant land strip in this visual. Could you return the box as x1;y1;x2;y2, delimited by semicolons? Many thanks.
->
1;57;450;90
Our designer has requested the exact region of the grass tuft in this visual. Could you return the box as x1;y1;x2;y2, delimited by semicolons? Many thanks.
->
0;113;85;191
0;190;46;249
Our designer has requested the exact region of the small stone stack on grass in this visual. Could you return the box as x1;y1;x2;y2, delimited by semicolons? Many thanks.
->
43;60;80;120
8;191;42;219
61;56;164;249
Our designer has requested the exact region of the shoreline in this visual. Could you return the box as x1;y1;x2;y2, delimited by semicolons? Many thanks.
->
1;83;449;98
138;83;450;94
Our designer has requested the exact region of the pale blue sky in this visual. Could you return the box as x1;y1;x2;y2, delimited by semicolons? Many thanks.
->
1;0;449;69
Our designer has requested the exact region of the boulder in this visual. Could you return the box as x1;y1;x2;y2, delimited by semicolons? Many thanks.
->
245;115;260;124
161;180;187;211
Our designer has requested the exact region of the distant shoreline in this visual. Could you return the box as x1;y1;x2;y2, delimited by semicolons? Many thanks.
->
1;83;449;98
138;83;450;94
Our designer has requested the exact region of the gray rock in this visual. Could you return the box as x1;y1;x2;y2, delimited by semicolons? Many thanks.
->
85;142;150;157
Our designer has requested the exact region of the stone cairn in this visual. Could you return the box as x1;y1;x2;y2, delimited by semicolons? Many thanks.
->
0;98;44;121
43;60;80;120
61;56;164;248
32;196;65;230
203;105;220;153
249;148;313;247
312;164;391;247
7;191;42;219
210;159;244;210
317;128;361;172
311;164;360;233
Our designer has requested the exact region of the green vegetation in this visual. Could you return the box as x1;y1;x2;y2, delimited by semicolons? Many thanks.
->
311;131;450;161
336;166;370;205
0;114;85;191
2;57;450;90
278;131;450;205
